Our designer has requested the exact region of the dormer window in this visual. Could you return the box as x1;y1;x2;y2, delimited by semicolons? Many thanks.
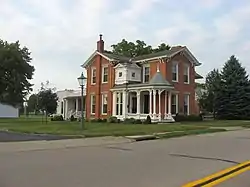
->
132;72;135;78
119;72;122;77
143;65;150;83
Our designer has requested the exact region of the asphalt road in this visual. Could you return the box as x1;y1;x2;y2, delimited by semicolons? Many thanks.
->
0;129;250;187
0;131;73;142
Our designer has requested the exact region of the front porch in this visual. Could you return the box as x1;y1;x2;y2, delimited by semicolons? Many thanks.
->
112;89;176;122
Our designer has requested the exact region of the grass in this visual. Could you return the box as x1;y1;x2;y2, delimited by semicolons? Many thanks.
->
0;116;208;137
0;116;248;138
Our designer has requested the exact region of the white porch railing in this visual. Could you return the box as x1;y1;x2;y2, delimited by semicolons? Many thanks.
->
115;113;175;122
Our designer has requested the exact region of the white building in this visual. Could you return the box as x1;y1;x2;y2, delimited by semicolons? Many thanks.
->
0;103;19;118
56;89;86;120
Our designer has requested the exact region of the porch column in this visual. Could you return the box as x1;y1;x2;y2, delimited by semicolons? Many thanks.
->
158;90;162;121
65;99;68;119
168;91;171;114
153;89;156;119
164;91;167;119
76;98;79;112
149;89;152;115
123;90;128;119
136;91;140;115
112;92;116;116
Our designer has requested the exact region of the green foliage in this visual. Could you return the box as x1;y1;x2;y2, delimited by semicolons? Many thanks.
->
51;115;64;121
90;118;106;123
0;39;35;107
27;94;38;113
174;114;203;122
143;115;152;124
109;39;170;57
216;55;250;119
107;116;119;123
37;81;58;115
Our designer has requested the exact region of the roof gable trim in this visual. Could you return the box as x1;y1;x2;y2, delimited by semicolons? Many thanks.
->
82;51;114;68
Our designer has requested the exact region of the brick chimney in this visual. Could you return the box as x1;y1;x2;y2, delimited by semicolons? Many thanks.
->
97;34;104;52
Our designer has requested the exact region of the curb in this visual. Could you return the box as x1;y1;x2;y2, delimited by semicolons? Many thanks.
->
124;135;158;141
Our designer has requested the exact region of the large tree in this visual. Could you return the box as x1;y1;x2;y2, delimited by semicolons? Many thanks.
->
216;55;250;119
37;81;58;122
108;39;170;57
27;94;38;113
198;69;221;116
0;40;35;107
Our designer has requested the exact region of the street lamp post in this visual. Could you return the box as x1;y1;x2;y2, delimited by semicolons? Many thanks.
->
77;72;87;130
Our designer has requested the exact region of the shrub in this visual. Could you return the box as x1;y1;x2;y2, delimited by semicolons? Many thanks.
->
70;115;77;122
107;116;118;123
134;119;142;124
143;115;152;124
174;114;203;122
51;115;64;121
123;118;136;124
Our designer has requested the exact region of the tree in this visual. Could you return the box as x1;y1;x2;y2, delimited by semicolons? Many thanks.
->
0;39;35;107
27;94;38;114
37;81;58;122
109;39;170;57
197;69;221;116
216;55;250;119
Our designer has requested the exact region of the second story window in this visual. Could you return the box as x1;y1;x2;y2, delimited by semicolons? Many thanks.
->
143;66;150;83
102;66;108;83
132;72;135;78
119;72;122;77
172;62;178;82
91;68;96;84
184;64;190;84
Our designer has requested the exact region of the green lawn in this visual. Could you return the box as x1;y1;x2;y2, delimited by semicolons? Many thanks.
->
0;117;247;137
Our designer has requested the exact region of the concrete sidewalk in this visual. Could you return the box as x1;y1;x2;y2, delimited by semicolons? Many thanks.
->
0;136;133;153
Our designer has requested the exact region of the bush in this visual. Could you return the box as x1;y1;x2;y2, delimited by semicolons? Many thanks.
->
107;116;118;123
123;118;136;124
134;119;142;124
143;115;152;124
51;115;64;121
70;115;77;122
174;114;203;122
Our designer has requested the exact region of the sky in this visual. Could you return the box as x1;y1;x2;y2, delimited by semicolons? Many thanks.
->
1;0;250;92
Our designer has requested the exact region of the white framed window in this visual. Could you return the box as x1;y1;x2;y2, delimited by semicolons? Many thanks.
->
102;93;108;115
118;72;122;77
171;94;178;114
143;65;150;83
116;92;123;115
184;64;190;84
184;94;190;115
90;95;96;115
172;62;178;82
102;66;108;83
91;67;96;85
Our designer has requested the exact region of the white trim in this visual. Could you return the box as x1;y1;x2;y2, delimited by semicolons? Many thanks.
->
82;51;114;68
102;65;108;84
172;61;178;82
135;55;168;63
110;86;174;92
91;67;96;85
101;93;108;115
90;95;96;115
183;64;190;84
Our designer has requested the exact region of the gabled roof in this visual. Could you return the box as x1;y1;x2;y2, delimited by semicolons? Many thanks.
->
195;72;203;79
82;46;201;68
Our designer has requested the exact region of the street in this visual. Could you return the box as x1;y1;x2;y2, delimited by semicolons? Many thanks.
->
0;129;250;187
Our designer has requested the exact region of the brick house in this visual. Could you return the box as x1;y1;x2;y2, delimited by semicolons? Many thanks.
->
82;35;203;122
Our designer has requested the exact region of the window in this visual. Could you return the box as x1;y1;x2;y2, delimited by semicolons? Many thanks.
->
102;66;108;83
61;102;63;114
184;64;190;84
119;72;122;77
144;66;150;82
102;94;108;114
91;95;96;114
116;92;123;115
172;63;178;82
184;94;189;115
132;72;135;78
171;94;178;114
91;68;96;84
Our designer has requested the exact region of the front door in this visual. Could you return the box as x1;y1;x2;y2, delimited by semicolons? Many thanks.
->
132;97;137;113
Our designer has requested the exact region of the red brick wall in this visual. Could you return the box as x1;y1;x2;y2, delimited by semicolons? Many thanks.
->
85;56;115;119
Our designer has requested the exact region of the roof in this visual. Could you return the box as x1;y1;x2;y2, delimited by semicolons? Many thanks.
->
195;72;203;79
82;46;201;68
148;71;172;86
